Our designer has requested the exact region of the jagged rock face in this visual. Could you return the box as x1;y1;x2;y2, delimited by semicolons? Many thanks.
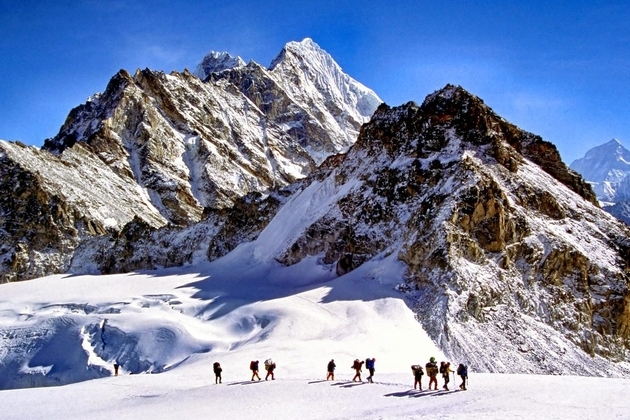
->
219;85;630;376
0;141;167;282
211;38;382;165
43;68;311;222
42;38;381;222
0;39;381;282
207;191;288;261
69;215;224;275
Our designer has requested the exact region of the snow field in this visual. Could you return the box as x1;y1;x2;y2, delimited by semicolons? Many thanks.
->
2;231;630;418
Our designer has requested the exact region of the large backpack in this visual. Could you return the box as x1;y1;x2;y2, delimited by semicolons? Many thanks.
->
426;362;437;377
457;364;468;376
439;363;446;374
250;360;257;370
411;365;423;376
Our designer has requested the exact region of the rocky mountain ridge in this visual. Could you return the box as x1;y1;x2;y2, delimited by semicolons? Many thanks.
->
206;85;630;375
0;39;381;282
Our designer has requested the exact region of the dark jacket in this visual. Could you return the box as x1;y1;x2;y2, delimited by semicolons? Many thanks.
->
457;364;468;376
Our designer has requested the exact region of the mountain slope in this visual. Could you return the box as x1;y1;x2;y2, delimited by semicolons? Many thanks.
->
0;39;381;283
211;85;630;375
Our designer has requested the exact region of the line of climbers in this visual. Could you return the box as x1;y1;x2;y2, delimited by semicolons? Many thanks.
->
411;357;468;391
209;356;468;391
247;359;277;381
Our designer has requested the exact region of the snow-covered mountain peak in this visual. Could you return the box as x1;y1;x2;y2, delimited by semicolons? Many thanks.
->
569;138;630;220
570;138;630;183
193;51;246;80
268;38;324;70
268;38;382;119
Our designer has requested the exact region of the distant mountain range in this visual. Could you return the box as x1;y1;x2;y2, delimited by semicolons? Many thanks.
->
1;39;629;379
570;138;630;224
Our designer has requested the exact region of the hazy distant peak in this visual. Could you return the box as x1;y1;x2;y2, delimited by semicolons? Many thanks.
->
193;51;246;80
570;138;630;185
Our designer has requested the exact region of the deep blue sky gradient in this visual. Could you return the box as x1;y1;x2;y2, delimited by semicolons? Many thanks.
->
1;0;629;163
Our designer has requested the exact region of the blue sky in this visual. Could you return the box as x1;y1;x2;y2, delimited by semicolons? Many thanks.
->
1;0;629;164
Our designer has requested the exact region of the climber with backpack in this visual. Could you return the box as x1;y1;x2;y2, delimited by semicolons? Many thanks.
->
411;364;424;390
250;360;261;381
425;357;439;390
213;361;223;384
441;361;452;390
457;363;468;390
365;358;376;383
351;358;364;382
327;359;336;380
264;358;276;380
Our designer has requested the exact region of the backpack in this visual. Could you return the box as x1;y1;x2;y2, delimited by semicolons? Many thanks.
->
439;363;446;374
411;365;423;376
264;359;273;368
250;361;257;370
213;362;220;369
365;358;374;369
457;364;468;376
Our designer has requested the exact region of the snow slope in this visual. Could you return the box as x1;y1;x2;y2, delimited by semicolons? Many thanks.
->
2;257;630;419
2;370;630;420
0;244;441;390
